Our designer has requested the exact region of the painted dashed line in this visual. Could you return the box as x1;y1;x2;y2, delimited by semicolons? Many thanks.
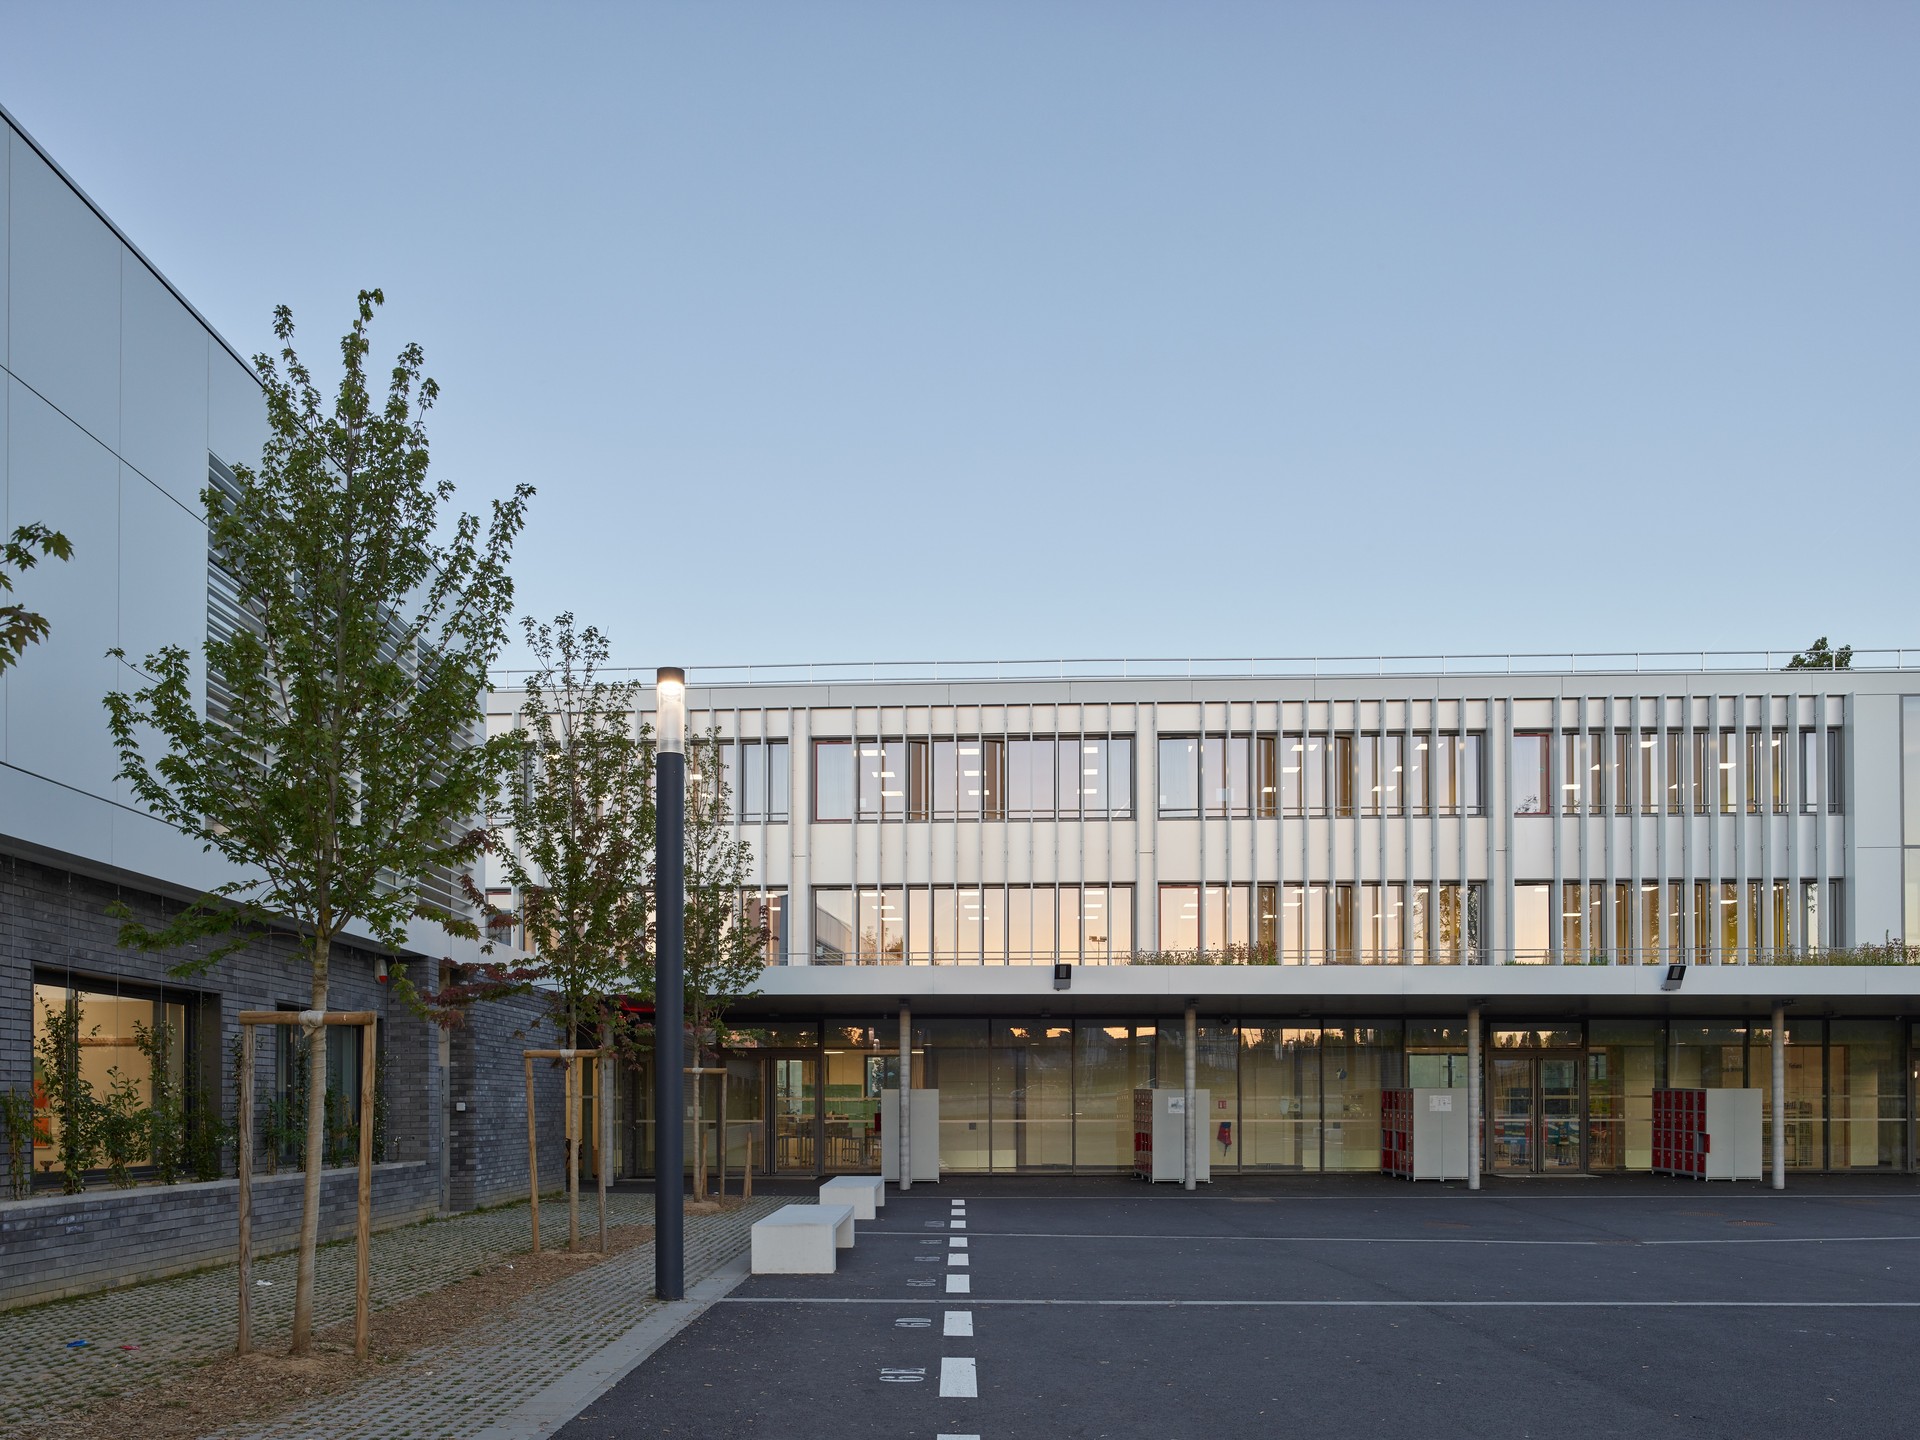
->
944;1310;972;1336
936;1434;982;1439
945;1274;971;1293
951;1220;967;1229
950;1237;968;1248
939;1356;979;1398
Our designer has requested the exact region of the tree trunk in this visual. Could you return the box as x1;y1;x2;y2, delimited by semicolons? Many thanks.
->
290;938;329;1355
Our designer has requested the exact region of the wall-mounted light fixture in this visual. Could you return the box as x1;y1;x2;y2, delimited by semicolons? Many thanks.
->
1661;962;1687;992
1053;963;1072;991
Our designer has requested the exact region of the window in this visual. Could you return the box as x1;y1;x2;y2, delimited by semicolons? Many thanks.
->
1663;731;1684;814
1907;699;1920;946
857;740;907;820
1514;883;1551;962
1357;735;1379;817
1402;736;1424;815
1611;731;1631;814
1379;735;1404;815
1437;733;1484;815
1512;734;1549;814
1009;738;1055;820
1562;882;1604;962
1562;733;1589;814
1770;731;1788;815
739;740;790;822
744;890;787;964
981;739;1007;820
1432;883;1483;964
1690;732;1711;815
1801;729;1843;813
273;1008;364;1167
817;885;1134;963
1716;731;1737;815
1744;731;1763;814
1331;736;1355;818
1638;731;1661;815
1255;736;1278;818
30;978;195;1183
813;740;854;821
1158;738;1199;818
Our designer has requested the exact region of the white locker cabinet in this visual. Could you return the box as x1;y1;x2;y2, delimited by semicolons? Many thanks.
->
1382;1088;1471;1181
880;1088;941;1183
1652;1088;1764;1181
1132;1088;1211;1183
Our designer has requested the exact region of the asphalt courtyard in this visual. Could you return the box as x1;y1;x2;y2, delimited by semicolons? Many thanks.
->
558;1177;1920;1440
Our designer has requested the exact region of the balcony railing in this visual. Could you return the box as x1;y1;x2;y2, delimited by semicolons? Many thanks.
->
498;647;1920;688
784;941;1920;969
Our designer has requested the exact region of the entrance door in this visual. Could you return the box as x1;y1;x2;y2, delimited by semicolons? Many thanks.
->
772;1057;820;1174
1491;1055;1585;1173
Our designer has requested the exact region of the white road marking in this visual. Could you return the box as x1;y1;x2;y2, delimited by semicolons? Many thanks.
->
950;1237;968;1248
916;1231;1920;1248
725;1296;1920;1309
944;1310;973;1336
945;1274;971;1293
936;1434;982;1438
880;1367;926;1383
951;1220;967;1229
939;1357;978;1398
948;1253;970;1266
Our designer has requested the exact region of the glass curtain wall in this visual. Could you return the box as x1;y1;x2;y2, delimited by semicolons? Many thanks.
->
1074;1023;1157;1167
1157;1023;1241;1167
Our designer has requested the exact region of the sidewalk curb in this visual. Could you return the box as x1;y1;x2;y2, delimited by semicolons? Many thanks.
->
467;1249;752;1440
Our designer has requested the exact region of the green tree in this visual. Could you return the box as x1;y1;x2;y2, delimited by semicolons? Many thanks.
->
1;522;74;673
682;727;766;1198
102;290;531;1353
1786;637;1852;670
487;613;655;1250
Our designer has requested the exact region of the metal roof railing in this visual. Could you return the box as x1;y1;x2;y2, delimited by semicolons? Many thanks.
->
494;648;1920;687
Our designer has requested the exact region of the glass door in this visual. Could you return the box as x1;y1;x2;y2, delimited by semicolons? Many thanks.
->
1491;1055;1535;1172
1539;1057;1583;1171
773;1056;820;1174
1491;1055;1586;1173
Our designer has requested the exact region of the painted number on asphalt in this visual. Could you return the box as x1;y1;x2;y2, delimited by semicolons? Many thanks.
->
880;1368;928;1383
895;1318;932;1328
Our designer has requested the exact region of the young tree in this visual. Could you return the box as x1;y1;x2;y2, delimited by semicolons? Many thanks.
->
103;291;531;1353
682;727;766;1197
1;522;74;673
1787;637;1853;670
488;613;656;1250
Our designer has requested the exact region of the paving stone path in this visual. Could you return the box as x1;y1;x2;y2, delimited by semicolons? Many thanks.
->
3;1190;780;1437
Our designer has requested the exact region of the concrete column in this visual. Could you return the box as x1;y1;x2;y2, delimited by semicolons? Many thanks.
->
1771;1002;1786;1191
1183;1004;1198;1191
1467;1006;1482;1191
898;1004;912;1192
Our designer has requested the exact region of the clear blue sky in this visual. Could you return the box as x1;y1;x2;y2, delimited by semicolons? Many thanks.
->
5;2;1915;670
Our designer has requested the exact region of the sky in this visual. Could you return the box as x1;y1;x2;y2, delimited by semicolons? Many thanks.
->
4;2;1915;672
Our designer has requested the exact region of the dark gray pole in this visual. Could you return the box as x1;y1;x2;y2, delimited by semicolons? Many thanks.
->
654;668;687;1301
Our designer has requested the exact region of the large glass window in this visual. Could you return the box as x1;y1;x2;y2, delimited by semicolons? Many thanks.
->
817;885;1133;964
1514;882;1551;962
1801;728;1843;814
1826;1023;1906;1170
813;889;855;962
1357;735;1379;817
812;739;854;821
737;740;788;822
1562;882;1604;964
1404;735;1426;814
1321;1024;1402;1170
1073;1023;1156;1168
1379;734;1404;815
1587;1019;1658;1171
1303;737;1327;816
1254;736;1278;819
1240;1026;1321;1171
1158;738;1199;818
744;890;788;965
1716;731;1737;815
30;979;196;1184
1743;731;1763;814
1009;738;1055;820
1331;735;1356;818
1663;730;1684;813
990;1024;1073;1171
1690;731;1711;814
1512;733;1549;814
1562;732;1589;814
1158;885;1201;953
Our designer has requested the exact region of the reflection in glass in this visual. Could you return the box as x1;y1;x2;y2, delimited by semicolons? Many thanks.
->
1074;1023;1155;1168
813;739;854;821
1240;1027;1320;1171
1512;733;1547;814
991;1024;1073;1171
1514;882;1551;963
1158;738;1199;817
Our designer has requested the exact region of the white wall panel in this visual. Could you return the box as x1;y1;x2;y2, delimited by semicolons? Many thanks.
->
5;378;120;798
120;252;210;511
1;121;10;368
7;133;119;449
207;346;267;473
117;467;204;674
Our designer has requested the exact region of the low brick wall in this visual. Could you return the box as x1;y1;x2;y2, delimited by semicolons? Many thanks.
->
0;1160;437;1310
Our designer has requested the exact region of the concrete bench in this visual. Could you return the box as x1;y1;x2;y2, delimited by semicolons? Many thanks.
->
819;1175;884;1220
750;1202;856;1275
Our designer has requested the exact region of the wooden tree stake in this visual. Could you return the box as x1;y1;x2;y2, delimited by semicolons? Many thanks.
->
236;1024;256;1356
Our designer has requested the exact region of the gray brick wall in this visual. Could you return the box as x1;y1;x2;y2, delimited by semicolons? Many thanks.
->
0;1160;437;1309
449;987;568;1210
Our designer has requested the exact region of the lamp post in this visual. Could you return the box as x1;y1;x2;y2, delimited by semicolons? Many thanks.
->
653;666;686;1300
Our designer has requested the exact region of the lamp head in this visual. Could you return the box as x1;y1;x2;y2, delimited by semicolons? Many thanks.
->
656;667;686;755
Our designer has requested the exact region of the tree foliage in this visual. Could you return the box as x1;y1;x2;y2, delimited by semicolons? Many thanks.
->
101;290;530;1352
484;614;656;1037
1786;637;1852;670
1;522;74;673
